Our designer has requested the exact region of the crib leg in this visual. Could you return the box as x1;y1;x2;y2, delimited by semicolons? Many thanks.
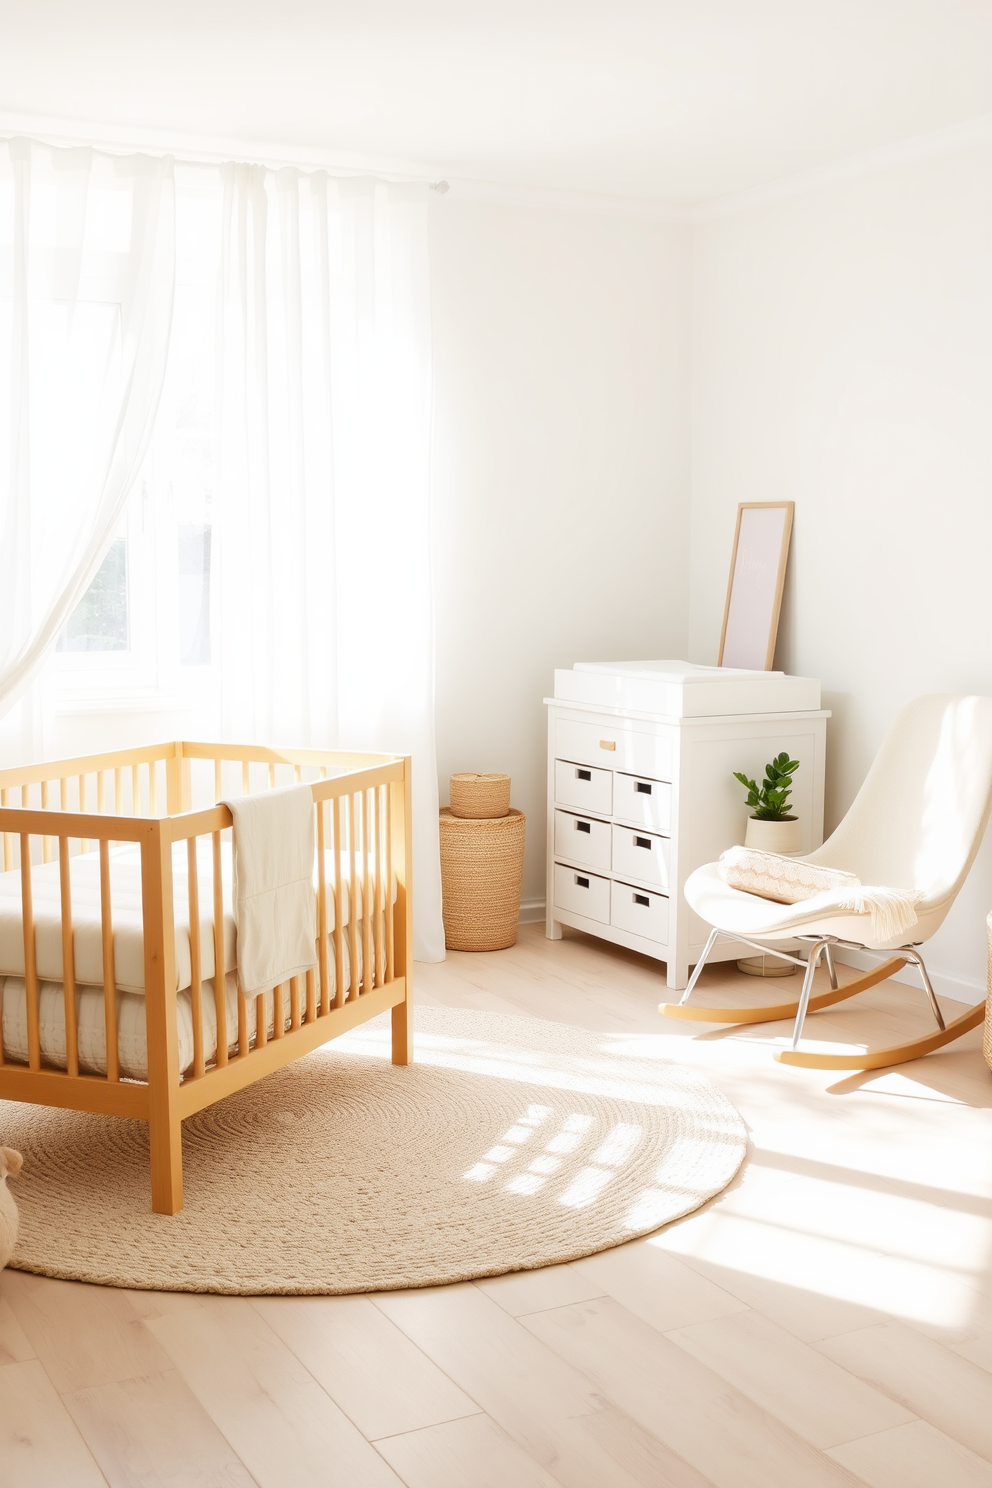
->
149;1097;183;1214
392;995;413;1066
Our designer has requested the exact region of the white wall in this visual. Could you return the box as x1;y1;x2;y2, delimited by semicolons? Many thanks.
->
430;196;692;905
690;139;992;995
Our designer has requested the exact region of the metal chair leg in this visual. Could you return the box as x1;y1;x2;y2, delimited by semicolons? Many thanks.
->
677;928;721;1007
824;943;839;990
791;938;831;1049
901;948;945;1030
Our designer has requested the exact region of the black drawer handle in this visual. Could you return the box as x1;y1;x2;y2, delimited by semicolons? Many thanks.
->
636;781;652;795
634;836;652;849
575;820;591;833
576;875;590;888
577;768;592;782
634;893;650;907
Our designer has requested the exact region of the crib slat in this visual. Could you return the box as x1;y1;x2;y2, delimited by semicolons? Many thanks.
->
384;786;394;983
20;835;41;1072
237;986;249;1059
256;992;267;1047
148;762;158;816
115;767;123;815
212;830;228;1065
131;763;140;815
99;839;119;1082
1;788;10;873
348;792;360;1002
373;785;384;990
242;761;250;794
290;975;302;1030
316;798;330;1016
39;780;52;864
187;837;205;1079
58;838;79;1078
301;972;313;1026
362;789;373;994
97;771;106;814
78;775;88;853
333;796;345;1010
272;982;284;1039
268;763;276;789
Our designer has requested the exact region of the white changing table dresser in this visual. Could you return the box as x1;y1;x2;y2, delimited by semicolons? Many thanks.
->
546;661;829;990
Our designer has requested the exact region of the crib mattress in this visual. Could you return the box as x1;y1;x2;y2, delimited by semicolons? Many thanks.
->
0;842;390;995
0;938;358;1081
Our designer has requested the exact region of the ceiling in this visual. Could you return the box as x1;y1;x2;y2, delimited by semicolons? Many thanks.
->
2;0;992;203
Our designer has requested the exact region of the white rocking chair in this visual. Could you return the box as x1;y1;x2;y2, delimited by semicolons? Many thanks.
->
661;694;992;1070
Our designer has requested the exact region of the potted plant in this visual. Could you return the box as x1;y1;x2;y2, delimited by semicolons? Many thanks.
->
733;752;802;855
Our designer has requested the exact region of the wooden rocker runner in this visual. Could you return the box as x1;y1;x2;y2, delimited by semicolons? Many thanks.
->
660;695;992;1072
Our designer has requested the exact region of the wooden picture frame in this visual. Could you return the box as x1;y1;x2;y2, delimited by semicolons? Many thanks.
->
718;502;794;671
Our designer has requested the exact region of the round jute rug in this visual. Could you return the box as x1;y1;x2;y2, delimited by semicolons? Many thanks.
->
2;1008;747;1295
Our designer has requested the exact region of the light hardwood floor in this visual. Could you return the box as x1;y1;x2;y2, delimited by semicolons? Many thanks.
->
2;922;992;1487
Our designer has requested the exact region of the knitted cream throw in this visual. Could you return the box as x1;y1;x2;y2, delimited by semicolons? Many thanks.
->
718;846;924;943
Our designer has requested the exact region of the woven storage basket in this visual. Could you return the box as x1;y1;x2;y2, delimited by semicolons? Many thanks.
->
439;807;526;951
985;912;992;1075
449;772;511;819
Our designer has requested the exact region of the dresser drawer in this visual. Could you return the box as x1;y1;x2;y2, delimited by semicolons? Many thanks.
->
611;824;671;890
611;881;669;944
553;809;612;872
555;718;673;781
554;758;613;817
613;772;672;833
553;863;610;924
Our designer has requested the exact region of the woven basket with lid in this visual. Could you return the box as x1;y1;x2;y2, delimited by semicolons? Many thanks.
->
449;773;511;820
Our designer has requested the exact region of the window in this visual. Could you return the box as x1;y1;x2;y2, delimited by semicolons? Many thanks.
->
57;538;129;653
47;175;219;711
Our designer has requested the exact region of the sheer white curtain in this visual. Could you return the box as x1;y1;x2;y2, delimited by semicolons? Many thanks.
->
213;166;443;960
0;139;175;712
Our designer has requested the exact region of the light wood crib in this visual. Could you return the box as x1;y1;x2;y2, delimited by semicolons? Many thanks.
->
0;741;412;1214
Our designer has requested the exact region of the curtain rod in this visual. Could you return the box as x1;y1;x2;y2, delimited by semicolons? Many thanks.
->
0;112;447;188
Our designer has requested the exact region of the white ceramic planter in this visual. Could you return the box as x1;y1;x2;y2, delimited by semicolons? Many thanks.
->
743;815;802;855
738;815;803;976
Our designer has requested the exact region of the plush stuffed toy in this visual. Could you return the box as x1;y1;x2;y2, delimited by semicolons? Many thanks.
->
0;1147;23;1270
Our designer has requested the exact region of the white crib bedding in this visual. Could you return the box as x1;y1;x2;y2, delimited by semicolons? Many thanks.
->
0;841;392;995
1;937;359;1081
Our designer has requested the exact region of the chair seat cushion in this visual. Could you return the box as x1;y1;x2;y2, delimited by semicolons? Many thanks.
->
684;862;886;945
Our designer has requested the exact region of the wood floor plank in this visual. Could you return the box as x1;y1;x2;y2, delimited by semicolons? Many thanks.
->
522;1297;865;1488
64;1369;258;1488
0;1358;108;1487
252;1293;481;1440
2;1271;174;1392
571;1237;749;1333
817;1321;992;1463
828;1419;992;1488
145;1296;405;1488
374;1413;565;1488
948;1328;992;1376
0;1291;35;1364
374;1281;688;1488
572;1408;720;1488
648;1226;886;1345
474;1262;606;1317
667;1308;915;1449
